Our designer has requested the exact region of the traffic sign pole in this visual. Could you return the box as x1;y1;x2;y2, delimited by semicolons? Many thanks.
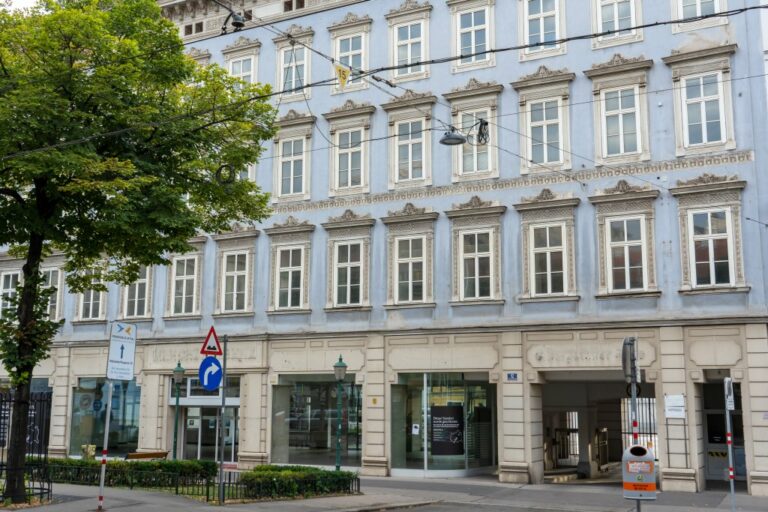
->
97;380;113;511
724;378;736;512
218;334;228;505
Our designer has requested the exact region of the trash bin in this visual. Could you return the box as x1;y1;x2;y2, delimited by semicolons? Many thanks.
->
622;445;657;501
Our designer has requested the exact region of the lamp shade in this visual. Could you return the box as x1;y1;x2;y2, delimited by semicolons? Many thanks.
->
333;355;347;382
172;361;185;386
439;128;467;146
231;13;246;30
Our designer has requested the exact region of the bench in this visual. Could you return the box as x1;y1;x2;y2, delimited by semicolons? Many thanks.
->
125;451;169;461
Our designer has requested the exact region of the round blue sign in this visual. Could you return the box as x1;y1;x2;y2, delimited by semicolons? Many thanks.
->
198;356;223;391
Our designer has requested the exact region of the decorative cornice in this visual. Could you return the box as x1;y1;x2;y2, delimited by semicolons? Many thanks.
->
445;196;506;219
211;225;259;242
322;209;375;230
272;24;314;44
603;179;651;195
323;100;377;121
443;78;504;102
385;0;432;19
583;54;653;78
512;66;576;90
381;90;437;111
514;189;581;211
277;109;316;128
454;196;492;210
662;43;738;66
329;12;372;31
589;180;660;203
222;36;261;54
186;47;211;60
381;203;438;225
264;216;315;236
529;188;556;202
389;202;426;216
669;173;746;196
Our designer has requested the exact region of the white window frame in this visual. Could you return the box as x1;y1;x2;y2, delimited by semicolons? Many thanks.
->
122;266;151;319
591;0;642;49
529;222;568;297
449;0;495;73
520;0;566;61
333;32;367;93
605;215;648;293
395;118;426;185
223;37;260;87
681;72;725;149
335;128;364;190
514;83;572;174
273;111;314;203
219;251;249;313
393;20;427;80
324;103;374;197
41;267;61;320
277;137;306;198
672;0;727;33
170;255;199;316
459;109;491;175
600;86;641;159
275;246;304;310
78;272;105;321
229;56;254;85
394;235;427;304
386;2;431;83
687;207;735;288
458;229;494;301
0;271;20;317
527;97;563;166
333;240;364;307
273;28;313;103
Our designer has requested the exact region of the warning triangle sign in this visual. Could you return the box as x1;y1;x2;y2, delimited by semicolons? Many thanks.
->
200;326;223;356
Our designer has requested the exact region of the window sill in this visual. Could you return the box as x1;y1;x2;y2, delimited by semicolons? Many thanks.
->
676;141;736;158
672;17;727;34
449;299;505;306
518;294;580;304
212;311;254;318
273;194;310;204
679;286;750;295
451;58;495;74
279;93;309;104
329;186;369;198
324;305;372;313
391;70;430;83
384;302;436;310
391;179;432;190
331;83;368;95
71;319;107;325
595;151;651;167
452;170;498;183
519;45;566;62
595;290;661;299
591;32;643;50
117;317;153;323
267;308;311;316
163;314;202;321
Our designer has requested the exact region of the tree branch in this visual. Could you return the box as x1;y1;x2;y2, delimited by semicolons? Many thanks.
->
0;188;25;205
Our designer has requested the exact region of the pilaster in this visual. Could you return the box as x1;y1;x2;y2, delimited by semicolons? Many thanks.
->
137;373;165;451
498;332;528;483
47;345;71;458
361;335;387;475
746;324;768;496
238;372;268;469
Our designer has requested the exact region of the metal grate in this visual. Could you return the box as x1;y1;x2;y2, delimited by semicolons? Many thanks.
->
621;397;658;452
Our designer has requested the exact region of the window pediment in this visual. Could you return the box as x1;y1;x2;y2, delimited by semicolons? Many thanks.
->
272;24;314;45
322;209;375;230
512;65;575;91
584;54;653;80
265;216;316;236
222;36;261;55
385;0;433;20
323;100;377;124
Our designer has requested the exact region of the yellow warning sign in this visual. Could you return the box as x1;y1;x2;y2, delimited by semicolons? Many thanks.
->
335;63;351;90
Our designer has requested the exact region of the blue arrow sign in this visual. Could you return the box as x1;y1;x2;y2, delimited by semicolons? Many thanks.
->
199;356;223;391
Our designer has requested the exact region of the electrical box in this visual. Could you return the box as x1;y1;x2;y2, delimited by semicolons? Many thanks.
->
622;445;657;501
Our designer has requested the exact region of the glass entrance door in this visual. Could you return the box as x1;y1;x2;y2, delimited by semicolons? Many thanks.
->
183;406;239;462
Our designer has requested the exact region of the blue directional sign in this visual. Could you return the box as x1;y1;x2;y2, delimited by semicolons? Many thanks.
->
199;356;223;391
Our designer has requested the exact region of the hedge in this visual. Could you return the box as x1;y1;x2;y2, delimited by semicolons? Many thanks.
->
45;457;217;486
238;465;359;499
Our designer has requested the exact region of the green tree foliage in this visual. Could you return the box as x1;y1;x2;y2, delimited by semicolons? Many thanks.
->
0;0;276;501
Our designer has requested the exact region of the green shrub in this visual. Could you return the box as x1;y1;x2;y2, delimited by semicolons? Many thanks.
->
45;457;216;486
239;465;358;499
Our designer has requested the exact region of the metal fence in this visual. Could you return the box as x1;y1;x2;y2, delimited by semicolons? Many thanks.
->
0;391;53;503
621;397;658;451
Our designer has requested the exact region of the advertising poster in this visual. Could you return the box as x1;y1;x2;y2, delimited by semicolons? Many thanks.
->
430;405;464;455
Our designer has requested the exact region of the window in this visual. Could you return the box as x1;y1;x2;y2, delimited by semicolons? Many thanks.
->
529;99;561;164
682;0;716;17
672;0;726;32
600;0;633;36
221;252;248;312
458;9;488;64
461;110;489;174
283;0;304;12
527;0;557;49
603;87;639;156
279;138;304;196
337;129;363;190
337;35;363;84
395;22;423;76
396;120;424;182
124;266;149;318
183;22;204;37
531;224;565;296
277;247;303;309
41;268;60;319
281;47;305;93
607;217;646;292
172;256;197;315
683;73;723;147
395;237;425;303
80;274;104;320
0;271;20;317
461;231;492;300
229;57;253;85
335;242;362;306
689;209;733;287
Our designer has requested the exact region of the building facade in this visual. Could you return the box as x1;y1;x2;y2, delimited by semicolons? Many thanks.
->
3;0;768;495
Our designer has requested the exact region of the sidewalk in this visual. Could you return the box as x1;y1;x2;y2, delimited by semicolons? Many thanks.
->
39;477;768;512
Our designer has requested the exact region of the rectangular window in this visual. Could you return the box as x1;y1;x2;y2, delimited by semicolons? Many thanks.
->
690;209;732;286
682;0;717;18
337;129;363;189
80;276;103;320
531;224;565;296
222;252;248;312
607;217;646;291
124;266;149;318
603;87;639;156
229;57;253;85
600;0;633;36
461;231;492;299
281;47;305;93
683;73;723;146
335;242;362;306
527;0;558;49
277;247;303;309
530;99;561;164
184;22;204;36
461;110;489;174
41;268;59;319
397;120;423;182
395;22;423;76
0;272;20;316
283;0;305;12
280;138;304;196
338;35;363;84
172;257;197;315
396;237;425;303
458;9;488;63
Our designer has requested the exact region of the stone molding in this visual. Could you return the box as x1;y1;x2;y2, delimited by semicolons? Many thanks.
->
385;0;432;19
380;90;437;112
328;12;372;31
277;110;317;130
264;216;316;236
322;100;377;122
211;227;260;242
272;24;314;44
322;209;376;230
222;36;261;55
584;54;653;78
669;173;746;196
381;203;439;225
443;78;504;102
512;65;576;91
662;43;738;68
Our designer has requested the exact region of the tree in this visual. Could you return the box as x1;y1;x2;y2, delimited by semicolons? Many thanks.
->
0;0;276;501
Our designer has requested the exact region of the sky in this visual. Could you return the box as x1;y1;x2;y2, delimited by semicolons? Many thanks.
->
5;0;37;9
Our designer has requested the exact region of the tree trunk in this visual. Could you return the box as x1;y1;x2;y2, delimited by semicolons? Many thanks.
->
4;233;44;503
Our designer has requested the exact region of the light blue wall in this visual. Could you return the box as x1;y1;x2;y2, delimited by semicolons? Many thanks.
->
55;0;768;342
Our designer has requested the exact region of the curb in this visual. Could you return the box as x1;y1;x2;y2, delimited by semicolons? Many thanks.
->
337;500;440;512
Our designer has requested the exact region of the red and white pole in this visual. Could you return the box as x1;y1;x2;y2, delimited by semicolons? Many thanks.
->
97;381;114;511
